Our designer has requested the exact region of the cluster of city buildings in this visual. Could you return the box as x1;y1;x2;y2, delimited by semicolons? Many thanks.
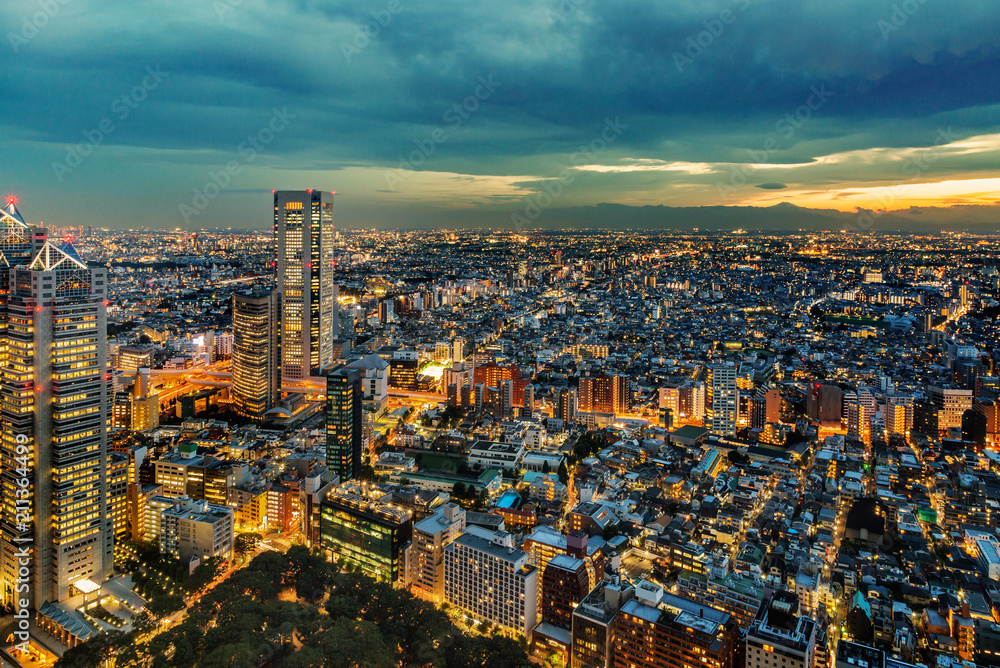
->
6;190;1000;667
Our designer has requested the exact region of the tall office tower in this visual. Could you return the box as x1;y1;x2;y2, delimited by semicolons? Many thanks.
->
500;379;515;419
0;198;48;265
912;400;939;438
750;396;768;430
556;387;577;424
523;383;535;415
885;394;915;437
451;336;465;363
611;375;631;415
973;398;999;447
578;375;593;412
707;364;738;437
326;368;363;481
929;383;974;431
745;591;817;668
806;382;842;426
0;239;113;607
231;291;278;420
847;385;878;445
273;190;338;380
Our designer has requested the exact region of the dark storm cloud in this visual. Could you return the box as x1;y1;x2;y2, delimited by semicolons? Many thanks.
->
1;0;998;227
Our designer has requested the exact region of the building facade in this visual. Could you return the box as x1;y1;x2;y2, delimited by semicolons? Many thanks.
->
273;190;338;380
444;531;538;636
326;367;363;481
232;291;278;420
0;232;114;607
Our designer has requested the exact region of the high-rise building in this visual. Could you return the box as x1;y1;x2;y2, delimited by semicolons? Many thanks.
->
523;384;535;415
159;496;235;563
320;484;412;582
707;364;738;437
746;591;817;668
571;579;635;668
411;503;466;603
885;394;915;437
612;375;631;415
232;291;278;420
326;368;363;481
556;387;577;424
116;346;153;371
451;336;465;363
273;190;338;380
444;530;538;636
500;379;515;419
806;383;842;426
0;237;113;607
973;398;999;447
531;554;591;662
929;383;974;432
613;581;739;668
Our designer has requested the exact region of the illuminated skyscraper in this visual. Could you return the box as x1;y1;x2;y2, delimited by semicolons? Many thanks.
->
273;190;338;380
326;367;362;481
707;364;738;437
231;291;278;420
0;234;113;607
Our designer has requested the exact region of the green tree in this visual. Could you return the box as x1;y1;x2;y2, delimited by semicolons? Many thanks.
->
557;462;569;485
312;618;394;668
234;532;262;560
147;593;184;618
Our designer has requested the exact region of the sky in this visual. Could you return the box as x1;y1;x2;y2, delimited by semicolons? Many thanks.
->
1;0;999;230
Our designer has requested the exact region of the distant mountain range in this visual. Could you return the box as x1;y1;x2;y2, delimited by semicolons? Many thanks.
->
512;201;1000;233
368;201;1000;232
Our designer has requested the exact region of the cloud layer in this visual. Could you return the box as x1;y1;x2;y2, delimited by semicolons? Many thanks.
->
2;0;999;228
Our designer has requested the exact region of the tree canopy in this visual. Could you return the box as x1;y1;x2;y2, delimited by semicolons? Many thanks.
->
58;545;531;668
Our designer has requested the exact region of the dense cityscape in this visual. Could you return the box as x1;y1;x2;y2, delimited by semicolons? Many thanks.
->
0;190;998;668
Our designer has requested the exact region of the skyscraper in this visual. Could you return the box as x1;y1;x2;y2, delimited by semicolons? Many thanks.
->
0;236;113;607
273;190;338;380
231;291;278;420
707;364;738;437
326;367;362;481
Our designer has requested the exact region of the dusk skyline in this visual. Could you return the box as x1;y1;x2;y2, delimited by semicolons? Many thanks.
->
2;0;999;229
